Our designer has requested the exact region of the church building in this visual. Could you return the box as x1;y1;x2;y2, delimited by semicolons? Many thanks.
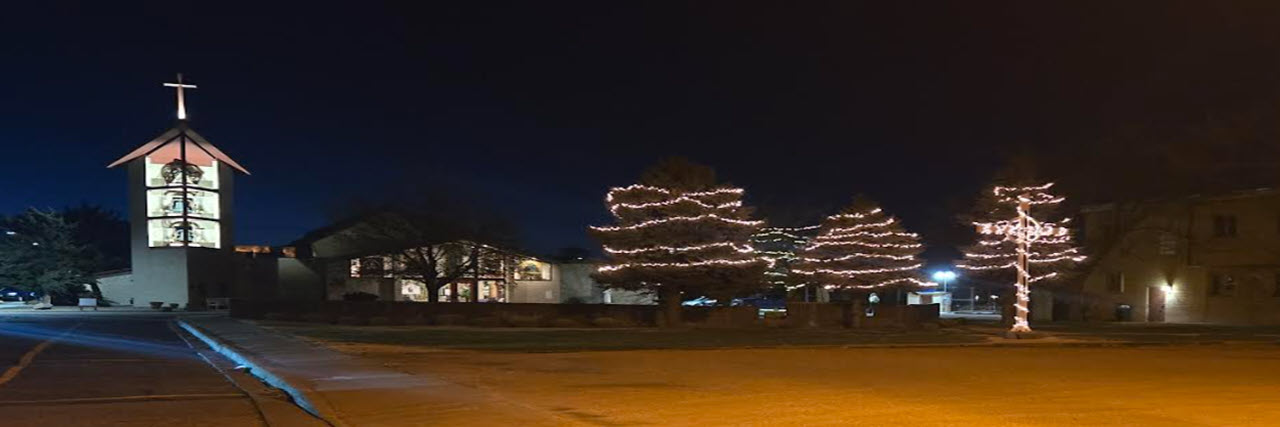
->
97;74;647;308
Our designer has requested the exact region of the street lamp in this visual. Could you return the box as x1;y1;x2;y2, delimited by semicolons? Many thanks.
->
931;270;957;292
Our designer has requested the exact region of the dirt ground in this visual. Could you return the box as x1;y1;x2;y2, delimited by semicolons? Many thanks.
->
322;342;1280;426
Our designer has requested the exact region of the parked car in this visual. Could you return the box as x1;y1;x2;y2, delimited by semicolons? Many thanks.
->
0;288;36;302
731;297;786;317
681;296;718;306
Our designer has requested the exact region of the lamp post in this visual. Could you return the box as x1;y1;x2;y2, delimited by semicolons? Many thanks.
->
931;270;957;313
931;270;957;293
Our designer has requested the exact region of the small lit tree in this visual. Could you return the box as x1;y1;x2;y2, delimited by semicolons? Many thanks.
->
957;183;1084;334
791;198;928;295
590;158;765;326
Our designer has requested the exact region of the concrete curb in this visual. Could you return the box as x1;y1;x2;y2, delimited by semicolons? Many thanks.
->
177;319;343;427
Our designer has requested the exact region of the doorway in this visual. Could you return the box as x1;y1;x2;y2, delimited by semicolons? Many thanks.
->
1147;286;1166;322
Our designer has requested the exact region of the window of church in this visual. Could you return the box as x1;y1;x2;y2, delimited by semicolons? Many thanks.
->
143;152;222;248
516;259;551;281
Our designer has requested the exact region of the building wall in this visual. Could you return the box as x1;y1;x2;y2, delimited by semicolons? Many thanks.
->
277;258;325;301
96;272;136;306
509;264;560;303
558;263;602;303
603;289;656;305
1080;192;1280;325
186;247;237;307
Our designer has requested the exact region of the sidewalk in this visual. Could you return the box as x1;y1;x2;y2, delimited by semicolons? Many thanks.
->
179;316;565;427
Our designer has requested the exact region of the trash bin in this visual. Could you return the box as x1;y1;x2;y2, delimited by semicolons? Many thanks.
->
1114;303;1132;321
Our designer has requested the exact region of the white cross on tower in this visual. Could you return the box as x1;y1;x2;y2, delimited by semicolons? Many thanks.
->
163;73;198;120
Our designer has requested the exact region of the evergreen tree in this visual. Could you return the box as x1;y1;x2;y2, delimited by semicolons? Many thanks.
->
752;226;820;299
61;204;130;271
792;198;927;293
0;208;100;302
590;158;765;326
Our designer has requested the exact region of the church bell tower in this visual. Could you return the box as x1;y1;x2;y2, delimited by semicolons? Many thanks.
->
107;74;250;308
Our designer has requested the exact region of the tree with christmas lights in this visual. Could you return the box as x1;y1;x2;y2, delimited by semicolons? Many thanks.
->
957;182;1084;335
791;198;928;295
590;158;766;326
752;225;820;300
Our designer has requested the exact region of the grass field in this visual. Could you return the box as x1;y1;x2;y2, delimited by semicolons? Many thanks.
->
260;322;1280;425
311;338;1280;425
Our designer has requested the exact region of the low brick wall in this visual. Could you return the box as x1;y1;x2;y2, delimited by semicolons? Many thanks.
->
785;302;940;329
233;299;662;327
866;303;940;328
785;303;848;328
683;306;760;328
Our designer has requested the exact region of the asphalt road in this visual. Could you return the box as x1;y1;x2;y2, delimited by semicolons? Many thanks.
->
0;312;310;426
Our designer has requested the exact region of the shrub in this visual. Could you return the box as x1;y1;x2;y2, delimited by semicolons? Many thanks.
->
504;314;542;327
301;313;333;324
402;315;428;325
549;317;583;328
368;316;395;326
469;316;503;327
337;315;367;326
434;314;466;326
342;291;379;302
591;317;628;328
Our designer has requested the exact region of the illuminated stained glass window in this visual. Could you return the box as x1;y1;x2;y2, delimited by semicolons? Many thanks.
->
143;143;223;248
161;159;204;185
147;218;219;248
516;259;551;281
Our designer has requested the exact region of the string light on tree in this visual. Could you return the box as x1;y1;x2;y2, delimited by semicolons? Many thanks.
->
791;198;929;290
603;242;755;255
958;183;1085;335
751;226;821;289
590;213;763;232
589;157;767;329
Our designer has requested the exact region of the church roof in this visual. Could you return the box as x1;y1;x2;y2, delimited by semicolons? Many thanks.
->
106;124;250;174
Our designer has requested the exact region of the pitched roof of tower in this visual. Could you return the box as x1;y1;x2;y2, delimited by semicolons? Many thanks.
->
106;123;250;174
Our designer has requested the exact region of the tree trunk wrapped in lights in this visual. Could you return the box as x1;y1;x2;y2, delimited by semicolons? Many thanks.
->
590;158;766;327
791;198;929;295
957;182;1085;334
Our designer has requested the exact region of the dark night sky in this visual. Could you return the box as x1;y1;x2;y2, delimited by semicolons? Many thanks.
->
4;2;1280;264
